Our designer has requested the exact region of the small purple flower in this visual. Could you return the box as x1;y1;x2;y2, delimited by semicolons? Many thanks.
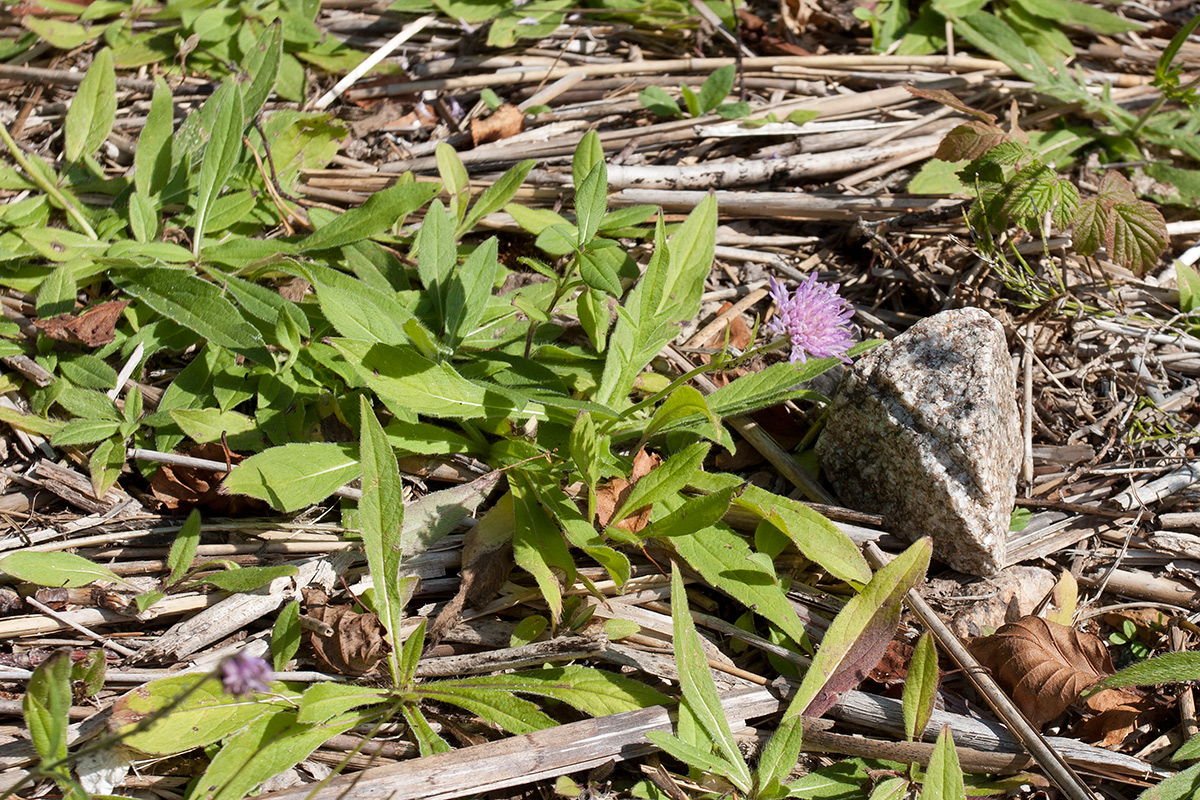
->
220;652;273;698
765;274;856;365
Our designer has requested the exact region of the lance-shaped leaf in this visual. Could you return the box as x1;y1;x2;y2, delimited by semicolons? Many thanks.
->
64;47;115;162
358;395;406;685
191;81;245;257
786;538;931;718
0;551;124;588
903;632;939;741
24;651;72;771
920;726;966;800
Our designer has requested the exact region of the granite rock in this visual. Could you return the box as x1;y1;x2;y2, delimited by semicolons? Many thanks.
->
815;307;1020;575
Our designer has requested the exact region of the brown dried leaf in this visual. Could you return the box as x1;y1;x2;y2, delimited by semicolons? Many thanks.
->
594;448;661;532
147;442;265;514
470;104;523;147
906;87;998;124
701;302;754;351
968;615;1114;728
303;588;388;676
429;491;515;643
34;300;130;347
1076;688;1158;748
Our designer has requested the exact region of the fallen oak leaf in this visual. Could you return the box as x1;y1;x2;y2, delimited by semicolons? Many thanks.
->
968;615;1113;728
34;300;130;347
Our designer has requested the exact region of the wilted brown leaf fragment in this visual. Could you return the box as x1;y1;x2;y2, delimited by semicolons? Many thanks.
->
968;615;1113;728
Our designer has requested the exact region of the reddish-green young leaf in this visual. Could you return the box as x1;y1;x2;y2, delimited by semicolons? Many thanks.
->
1072;195;1106;257
903;632;939;741
786;538;931;719
935;121;1009;162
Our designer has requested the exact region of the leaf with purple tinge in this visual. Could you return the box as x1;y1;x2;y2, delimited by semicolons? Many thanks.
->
785;538;931;719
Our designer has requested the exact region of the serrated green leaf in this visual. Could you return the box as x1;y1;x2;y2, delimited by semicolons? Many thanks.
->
785;538;931;719
359;395;407;684
0;551;122;588
300;181;440;251
1109;198;1168;275
223;442;359;512
111;266;271;365
920;727;966;800
192;81;245;257
1001;161;1058;223
903;632;939;741
935;121;1009;162
36;263;76;318
64;48;115;162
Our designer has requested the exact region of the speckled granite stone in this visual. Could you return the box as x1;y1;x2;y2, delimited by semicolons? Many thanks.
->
815;308;1020;575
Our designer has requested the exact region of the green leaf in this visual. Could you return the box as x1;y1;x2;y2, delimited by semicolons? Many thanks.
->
415;682;556;735
1100;651;1200;689
63;48;115;162
698;65;736;115
575;162;607;247
459;159;535;237
404;705;451;755
920;727;966;800
89;435;125;498
241;23;283;123
53;418;121;447
935;121;1009;162
296;683;389;725
169;408;258;443
1176;261;1200;314
572;130;604;189
190;564;298;593
668;564;753;790
672;523;809;647
638;86;681;117
868;777;910;800
755;714;804;793
36;263;76;318
24;651;72;769
643;385;725;445
134;78;174;197
785;538;931;718
1109;197;1169;276
437;141;470;220
511;472;574;623
1174;732;1200;763
1008;0;1142;34
902;632;939;741
223;442;359;512
194;708;358;800
271;600;301;672
192;81;245;257
578;249;622;296
645;730;746;778
1136;762;1200;800
332;339;541;421
445;237;500;350
111;266;272;365
569;410;603;489
638;487;736;540
359;395;407;684
300;181;440;251
681;85;700;118
113;674;279;755
0;551;122;588
415;200;456;334
398;618;426;688
613;442;709;523
433;665;667;717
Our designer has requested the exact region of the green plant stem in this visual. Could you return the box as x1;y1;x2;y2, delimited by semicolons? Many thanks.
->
0;123;97;241
1129;75;1200;139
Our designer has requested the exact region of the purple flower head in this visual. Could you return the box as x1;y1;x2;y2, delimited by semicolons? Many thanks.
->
765;274;856;365
220;652;273;698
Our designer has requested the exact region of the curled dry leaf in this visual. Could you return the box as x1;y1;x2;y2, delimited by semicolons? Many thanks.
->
302;588;388;676
470;104;523;147
968;615;1113;728
34;300;130;347
1075;685;1159;748
148;442;264;514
